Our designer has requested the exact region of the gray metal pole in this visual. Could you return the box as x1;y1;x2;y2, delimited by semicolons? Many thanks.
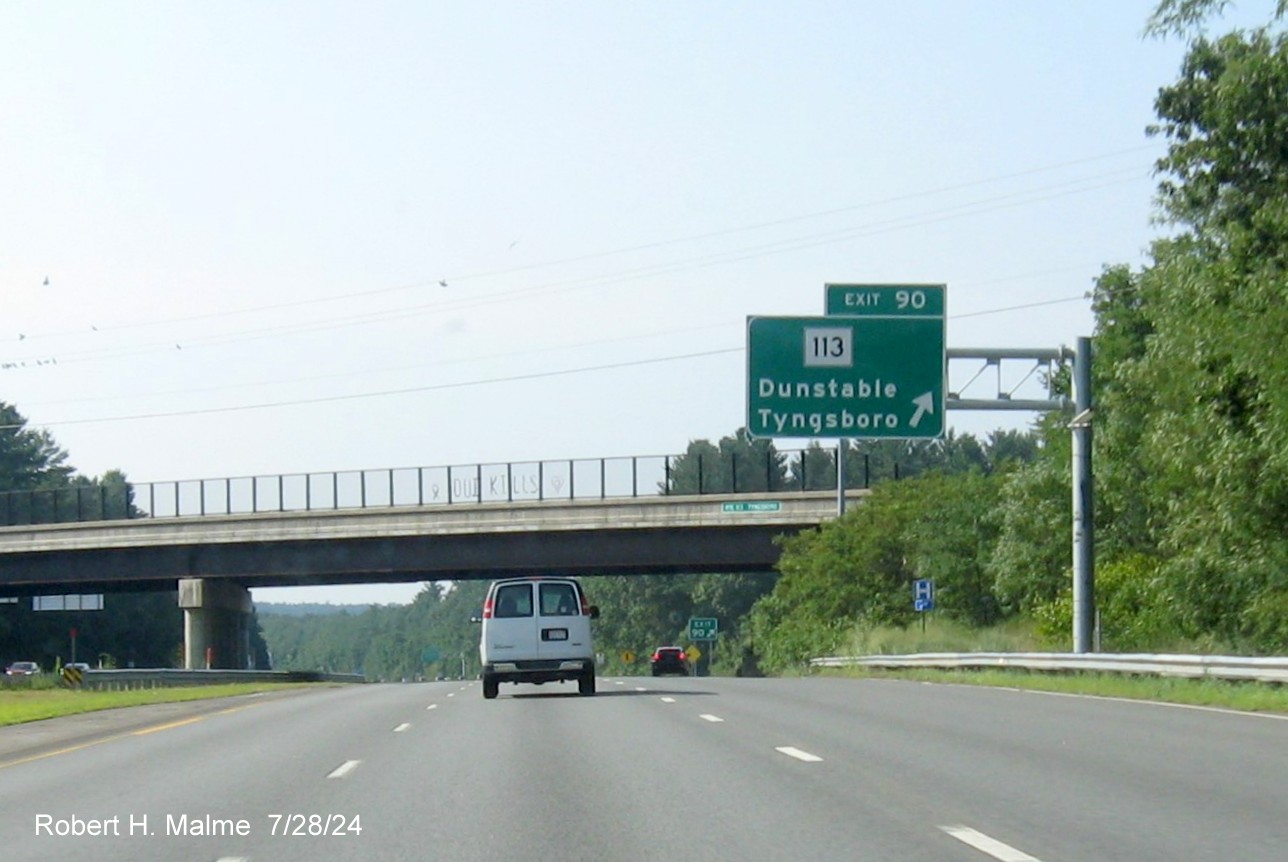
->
1071;336;1095;653
836;438;847;516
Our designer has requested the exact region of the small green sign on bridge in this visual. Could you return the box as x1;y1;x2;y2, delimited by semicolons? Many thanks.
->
721;501;782;513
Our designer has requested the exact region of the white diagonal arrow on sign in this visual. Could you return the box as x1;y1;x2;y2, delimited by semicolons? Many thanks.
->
909;391;935;428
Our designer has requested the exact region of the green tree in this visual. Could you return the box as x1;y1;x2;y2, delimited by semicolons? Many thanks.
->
662;430;787;494
1087;265;1158;559
900;472;1005;627
759;471;1012;655
0;401;73;493
791;441;839;490
986;425;1071;615
1126;28;1288;646
1146;0;1287;40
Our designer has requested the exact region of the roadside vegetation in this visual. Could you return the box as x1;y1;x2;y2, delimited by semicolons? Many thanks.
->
818;667;1288;716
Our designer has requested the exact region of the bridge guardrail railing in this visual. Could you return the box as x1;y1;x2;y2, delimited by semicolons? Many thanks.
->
67;669;366;690
809;652;1288;684
1;447;904;525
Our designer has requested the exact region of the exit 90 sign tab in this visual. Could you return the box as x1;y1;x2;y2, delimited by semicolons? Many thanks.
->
825;283;945;317
747;315;945;440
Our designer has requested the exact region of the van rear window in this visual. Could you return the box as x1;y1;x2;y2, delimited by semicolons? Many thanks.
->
539;583;579;616
493;584;533;618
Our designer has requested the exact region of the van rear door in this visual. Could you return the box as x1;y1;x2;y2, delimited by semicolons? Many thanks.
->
486;581;538;659
535;580;589;660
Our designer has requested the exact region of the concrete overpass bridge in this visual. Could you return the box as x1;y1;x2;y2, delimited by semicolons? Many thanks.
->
0;484;864;669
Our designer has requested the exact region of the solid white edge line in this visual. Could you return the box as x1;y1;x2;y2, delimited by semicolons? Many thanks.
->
891;677;1288;722
394;723;411;732
1022;688;1288;721
327;759;362;779
699;714;725;723
774;746;823;762
941;825;1042;862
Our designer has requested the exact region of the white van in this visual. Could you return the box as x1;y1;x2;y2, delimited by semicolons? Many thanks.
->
475;577;599;699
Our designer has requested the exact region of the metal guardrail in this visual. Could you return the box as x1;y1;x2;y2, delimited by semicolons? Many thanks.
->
809;652;1288;684
71;669;365;690
0;447;899;526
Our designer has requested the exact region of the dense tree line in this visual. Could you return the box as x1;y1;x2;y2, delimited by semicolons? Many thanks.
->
260;581;488;679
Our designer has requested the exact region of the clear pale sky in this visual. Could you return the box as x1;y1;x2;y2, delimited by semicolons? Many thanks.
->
0;2;1228;603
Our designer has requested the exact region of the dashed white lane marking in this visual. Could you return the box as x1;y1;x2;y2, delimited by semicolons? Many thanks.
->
216;857;248;862
447;692;455;698
327;760;362;779
660;697;676;703
394;723;411;733
699;714;724;723
635;686;647;692
426;704;438;710
775;746;823;762
941;826;1042;861
614;680;625;686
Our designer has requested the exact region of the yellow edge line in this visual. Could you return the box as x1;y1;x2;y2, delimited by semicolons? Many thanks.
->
131;716;204;736
0;701;263;771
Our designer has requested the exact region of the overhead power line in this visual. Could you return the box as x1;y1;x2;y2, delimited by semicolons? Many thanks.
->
4;294;1091;431
5;144;1157;347
3;166;1143;368
0;348;744;430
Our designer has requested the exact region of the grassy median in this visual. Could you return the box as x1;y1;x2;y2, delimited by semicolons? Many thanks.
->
0;682;319;727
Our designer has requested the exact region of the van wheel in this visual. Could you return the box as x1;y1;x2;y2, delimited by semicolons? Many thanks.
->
578;667;596;696
482;675;499;699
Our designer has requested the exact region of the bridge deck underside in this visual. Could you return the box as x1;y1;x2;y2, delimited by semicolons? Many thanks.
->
0;523;810;594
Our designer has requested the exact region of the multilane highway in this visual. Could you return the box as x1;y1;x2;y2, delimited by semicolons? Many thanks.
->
0;677;1283;861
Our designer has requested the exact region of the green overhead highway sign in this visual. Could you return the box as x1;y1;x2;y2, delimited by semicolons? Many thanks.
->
746;314;945;439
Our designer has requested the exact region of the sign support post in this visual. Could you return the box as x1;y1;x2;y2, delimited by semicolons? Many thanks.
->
1071;336;1094;654
837;439;846;516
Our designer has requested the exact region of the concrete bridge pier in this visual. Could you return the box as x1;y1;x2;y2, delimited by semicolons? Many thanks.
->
179;578;252;670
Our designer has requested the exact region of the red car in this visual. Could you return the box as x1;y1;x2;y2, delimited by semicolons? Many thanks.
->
5;661;41;676
650;647;688;677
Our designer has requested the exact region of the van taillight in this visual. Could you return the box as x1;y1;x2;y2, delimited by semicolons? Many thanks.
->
580;594;590;616
482;597;494;619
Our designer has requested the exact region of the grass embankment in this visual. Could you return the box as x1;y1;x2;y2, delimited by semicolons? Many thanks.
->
819;666;1288;714
816;619;1288;716
0;682;315;727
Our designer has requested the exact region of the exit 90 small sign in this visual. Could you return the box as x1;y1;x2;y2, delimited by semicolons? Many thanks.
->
803;327;852;367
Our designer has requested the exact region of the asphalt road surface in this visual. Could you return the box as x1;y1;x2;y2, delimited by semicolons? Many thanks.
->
0;676;1284;861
